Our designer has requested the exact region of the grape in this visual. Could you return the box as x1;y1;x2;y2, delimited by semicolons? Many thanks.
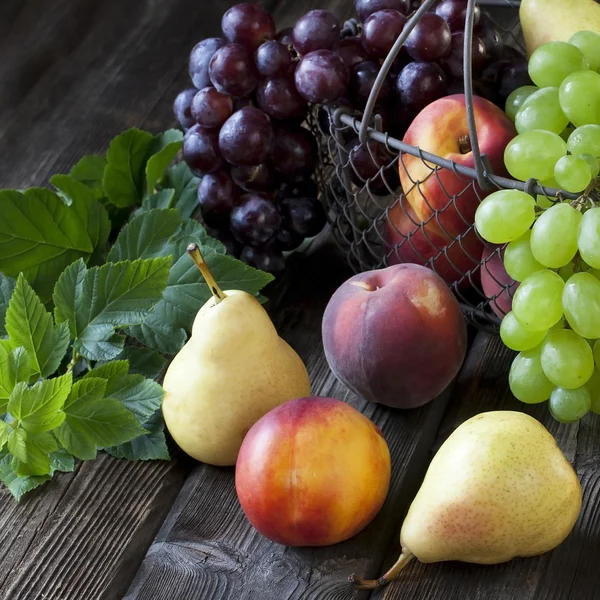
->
218;107;272;167
404;13;451;62
568;125;600;158
541;329;594;388
349;61;392;110
336;38;370;69
435;0;480;31
549;387;591;423
509;345;555;404
191;87;233;129
231;193;282;245
440;31;488;79
345;139;398;195
255;41;292;78
269;125;318;176
256;74;308;120
197;170;240;227
580;154;600;178
292;10;340;55
563;272;600;339
474;15;503;60
209;44;258;97
530;202;581;268
554;155;592;194
569;30;600;71
233;97;252;111
514;87;568;135
214;229;242;258
500;311;547;352
279;177;319;200
275;227;305;251
361;10;407;59
528;41;589;88
183;125;223;174
474;190;536;244
578;208;600;269
512;269;564;331
498;60;533;101
189;38;226;90
221;3;275;51
355;0;410;21
294;50;349;104
504;130;567;182
586;368;600;414
231;163;277;192
280;197;327;238
173;88;198;130
240;244;286;274
559;70;600;127
276;28;294;46
396;62;447;113
503;230;543;282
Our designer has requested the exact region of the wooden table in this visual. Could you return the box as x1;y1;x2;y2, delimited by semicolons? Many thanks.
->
1;1;598;599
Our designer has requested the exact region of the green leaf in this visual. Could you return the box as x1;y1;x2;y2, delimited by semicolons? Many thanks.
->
161;162;201;219
138;189;176;214
0;422;8;451
8;373;72;434
6;275;70;377
53;259;87;337
7;428;27;462
70;154;107;196
103;128;154;208
50;448;75;473
105;411;169;461
64;377;107;409
0;454;51;501
84;360;129;384
0;273;16;337
104;373;164;423
107;209;181;262
13;432;57;477
51;173;97;207
0;345;31;409
146;130;184;195
127;319;187;355
75;326;125;362
116;347;167;380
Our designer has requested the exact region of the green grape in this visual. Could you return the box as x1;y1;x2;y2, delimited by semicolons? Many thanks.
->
474;190;536;244
504;130;567;182
541;328;594;388
559;70;600;127
569;30;600;71
549;386;591;423
500;311;547;351
512;269;564;331
585;367;600;414
580;153;600;178
578;207;600;268
509;345;555;404
563;272;600;338
554;155;592;193
567;124;600;157
530;202;581;268
560;124;576;142
505;85;538;121
503;230;544;281
515;87;569;135
537;178;558;209
528;41;589;88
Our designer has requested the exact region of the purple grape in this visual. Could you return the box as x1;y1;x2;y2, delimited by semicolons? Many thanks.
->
405;13;451;61
294;50;349;104
231;163;277;192
240;244;286;274
197;170;240;227
275;227;305;251
435;0;480;31
499;60;532;100
255;40;293;78
279;177;319;200
336;38;370;69
345;138;398;195
209;44;258;97
189;38;226;90
292;10;341;56
361;10;407;59
440;31;488;79
280;197;326;238
270;125;318;176
389;47;412;76
219;107;272;166
354;0;410;22
231;193;282;245
173;88;198;130
256;73;308;120
233;97;252;111
215;229;242;257
183;125;223;174
191;87;233;129
348;60;392;110
221;3;275;51
276;27;294;46
476;16;504;60
396;62;448;112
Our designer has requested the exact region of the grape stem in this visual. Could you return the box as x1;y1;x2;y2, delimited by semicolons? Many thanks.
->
187;243;226;303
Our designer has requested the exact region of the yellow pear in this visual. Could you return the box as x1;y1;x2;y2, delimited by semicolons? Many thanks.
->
520;0;600;55
351;411;582;589
162;243;311;467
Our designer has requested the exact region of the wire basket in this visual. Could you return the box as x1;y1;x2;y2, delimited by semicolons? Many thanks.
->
318;0;579;331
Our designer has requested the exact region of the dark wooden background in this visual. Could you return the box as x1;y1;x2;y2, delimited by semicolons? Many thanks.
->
2;1;599;599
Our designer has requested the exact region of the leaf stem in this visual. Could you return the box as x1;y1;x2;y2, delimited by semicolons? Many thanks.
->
66;350;80;374
186;243;226;303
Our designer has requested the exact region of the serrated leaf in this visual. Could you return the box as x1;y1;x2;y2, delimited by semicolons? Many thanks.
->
103;128;154;208
64;377;107;409
104;373;164;423
138;189;176;214
0;345;31;409
0;273;16;337
6;275;70;377
84;360;129;384
146;130;184;195
0;422;8;450
8;372;72;434
127;318;187;355
74;326;126;362
160;162;201;219
51;174;98;207
0;454;51;501
50;448;75;473
116;347;166;380
107;209;181;262
13;432;57;477
106;411;169;461
70;154;107;196
53;259;87;337
7;428;27;462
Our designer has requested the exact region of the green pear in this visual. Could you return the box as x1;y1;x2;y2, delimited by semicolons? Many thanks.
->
162;243;311;467
351;411;582;589
520;0;600;55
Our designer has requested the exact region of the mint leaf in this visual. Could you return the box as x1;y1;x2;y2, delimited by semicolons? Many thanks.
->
0;344;32;409
7;428;27;462
117;347;166;380
139;189;176;214
0;274;16;337
70;154;107;197
161;162;201;219
0;454;51;501
84;360;129;384
0;422;8;450
146;130;184;195
107;209;181;262
13;432;57;477
104;373;164;423
106;411;169;461
8;373;72;434
103;128;154;208
6;275;70;377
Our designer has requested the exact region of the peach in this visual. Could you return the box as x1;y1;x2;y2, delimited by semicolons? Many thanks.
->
235;396;391;547
322;264;467;409
481;248;519;319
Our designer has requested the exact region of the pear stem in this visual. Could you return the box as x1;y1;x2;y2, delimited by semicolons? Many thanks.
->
187;243;226;303
348;549;414;590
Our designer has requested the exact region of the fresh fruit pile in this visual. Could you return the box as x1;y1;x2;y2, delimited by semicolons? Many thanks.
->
474;31;600;425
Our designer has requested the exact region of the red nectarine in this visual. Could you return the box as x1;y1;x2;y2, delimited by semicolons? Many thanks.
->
481;248;518;319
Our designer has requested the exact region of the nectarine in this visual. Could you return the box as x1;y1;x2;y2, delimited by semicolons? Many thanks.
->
481;248;519;319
